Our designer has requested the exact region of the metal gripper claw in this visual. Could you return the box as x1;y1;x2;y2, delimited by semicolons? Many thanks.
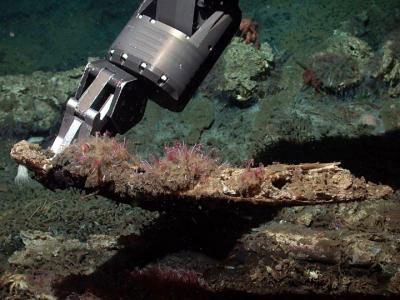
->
51;60;147;154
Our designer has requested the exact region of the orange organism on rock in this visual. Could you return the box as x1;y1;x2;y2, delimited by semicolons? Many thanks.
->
296;61;322;93
239;19;260;49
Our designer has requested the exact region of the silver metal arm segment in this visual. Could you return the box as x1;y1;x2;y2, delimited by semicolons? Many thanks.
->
51;0;241;154
108;0;241;111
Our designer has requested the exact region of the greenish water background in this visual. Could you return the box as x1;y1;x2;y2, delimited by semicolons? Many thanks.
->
1;0;398;75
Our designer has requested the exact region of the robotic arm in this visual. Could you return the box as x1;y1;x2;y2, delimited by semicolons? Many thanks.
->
51;0;241;154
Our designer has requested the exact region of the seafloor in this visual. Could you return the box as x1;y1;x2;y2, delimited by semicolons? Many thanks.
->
1;0;400;299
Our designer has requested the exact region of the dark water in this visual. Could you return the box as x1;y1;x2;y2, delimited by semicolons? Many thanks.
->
0;0;140;74
1;0;398;75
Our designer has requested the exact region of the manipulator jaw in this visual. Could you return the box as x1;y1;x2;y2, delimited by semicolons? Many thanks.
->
51;0;241;154
51;60;147;154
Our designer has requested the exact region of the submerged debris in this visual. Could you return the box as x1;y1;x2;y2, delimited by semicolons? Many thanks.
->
202;37;275;107
376;29;400;97
298;30;373;97
303;52;362;95
10;139;392;211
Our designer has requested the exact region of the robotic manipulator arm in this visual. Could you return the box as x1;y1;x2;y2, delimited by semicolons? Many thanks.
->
51;0;241;154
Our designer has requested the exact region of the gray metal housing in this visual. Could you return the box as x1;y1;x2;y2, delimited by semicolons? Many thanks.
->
108;0;241;111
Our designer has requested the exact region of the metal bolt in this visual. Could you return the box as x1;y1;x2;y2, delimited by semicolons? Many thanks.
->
150;19;156;24
139;62;147;70
121;53;128;62
138;14;143;19
160;75;168;83
109;49;115;57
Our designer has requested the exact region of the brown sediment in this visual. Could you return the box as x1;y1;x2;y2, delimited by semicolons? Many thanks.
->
205;221;400;296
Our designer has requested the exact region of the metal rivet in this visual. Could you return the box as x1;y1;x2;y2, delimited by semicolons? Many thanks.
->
186;36;190;40
150;19;156;24
109;49;115;57
138;14;143;19
160;75;168;82
121;53;128;61
139;62;147;70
